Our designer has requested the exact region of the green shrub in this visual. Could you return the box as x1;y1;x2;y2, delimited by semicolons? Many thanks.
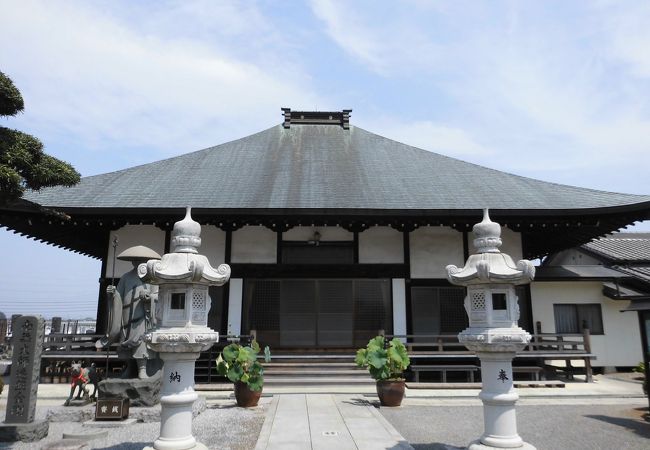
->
355;336;410;381
633;362;645;374
216;340;271;392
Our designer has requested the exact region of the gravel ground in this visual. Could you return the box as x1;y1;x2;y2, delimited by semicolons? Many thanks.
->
1;402;266;450
381;404;650;450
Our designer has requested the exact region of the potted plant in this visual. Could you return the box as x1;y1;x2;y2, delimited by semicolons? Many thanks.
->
216;340;271;407
356;336;410;406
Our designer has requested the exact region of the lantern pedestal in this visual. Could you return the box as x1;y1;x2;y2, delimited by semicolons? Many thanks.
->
144;330;218;450
460;328;534;449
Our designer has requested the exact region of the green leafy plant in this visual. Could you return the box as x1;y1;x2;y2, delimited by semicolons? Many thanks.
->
355;336;410;381
633;362;645;374
216;340;271;392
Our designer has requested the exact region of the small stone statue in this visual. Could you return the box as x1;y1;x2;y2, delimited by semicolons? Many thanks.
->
64;362;99;406
96;245;162;379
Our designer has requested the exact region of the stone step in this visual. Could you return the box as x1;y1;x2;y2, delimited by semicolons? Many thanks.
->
265;377;374;385
264;369;368;377
264;362;357;368
260;353;355;363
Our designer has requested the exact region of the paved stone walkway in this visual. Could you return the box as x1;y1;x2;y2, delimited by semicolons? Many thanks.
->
254;394;413;450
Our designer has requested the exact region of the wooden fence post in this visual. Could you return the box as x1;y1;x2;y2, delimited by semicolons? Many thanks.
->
582;327;593;383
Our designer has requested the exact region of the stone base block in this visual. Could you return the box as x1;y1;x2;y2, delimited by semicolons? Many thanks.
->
65;399;92;407
468;439;536;450
42;439;90;450
63;429;109;441
47;396;206;423
0;419;49;442
83;418;138;427
98;370;162;406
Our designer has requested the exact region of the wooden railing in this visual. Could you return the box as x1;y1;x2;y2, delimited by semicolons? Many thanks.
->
381;328;595;382
41;333;119;359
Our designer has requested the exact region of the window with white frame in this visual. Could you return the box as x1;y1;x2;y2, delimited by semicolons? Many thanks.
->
553;304;604;335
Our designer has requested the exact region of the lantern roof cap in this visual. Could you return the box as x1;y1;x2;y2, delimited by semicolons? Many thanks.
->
447;209;535;285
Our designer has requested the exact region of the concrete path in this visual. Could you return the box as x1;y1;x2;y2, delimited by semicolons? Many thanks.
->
254;394;413;450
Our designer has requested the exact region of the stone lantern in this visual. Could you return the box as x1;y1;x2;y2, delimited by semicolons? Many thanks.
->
139;207;230;450
446;209;536;450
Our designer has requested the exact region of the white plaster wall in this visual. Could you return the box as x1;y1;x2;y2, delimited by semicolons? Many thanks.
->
359;226;403;263
392;279;407;342
227;278;243;335
546;249;601;266
106;225;165;277
410;227;464;278
283;226;353;241
231;226;277;263
199;226;227;266
530;281;643;367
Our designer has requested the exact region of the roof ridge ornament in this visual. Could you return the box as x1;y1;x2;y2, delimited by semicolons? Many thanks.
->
281;108;352;129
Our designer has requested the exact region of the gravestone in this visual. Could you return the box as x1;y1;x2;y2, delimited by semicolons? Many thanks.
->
51;317;62;333
0;312;7;345
0;315;49;442
10;314;21;335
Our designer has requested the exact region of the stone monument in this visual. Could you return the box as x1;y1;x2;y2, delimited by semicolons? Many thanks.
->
446;209;536;450
139;207;230;450
0;315;49;442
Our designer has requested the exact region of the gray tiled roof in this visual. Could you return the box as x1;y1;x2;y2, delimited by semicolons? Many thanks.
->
613;266;650;283
583;234;650;263
23;124;650;211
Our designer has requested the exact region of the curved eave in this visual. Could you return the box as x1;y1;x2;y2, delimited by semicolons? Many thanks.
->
2;200;649;260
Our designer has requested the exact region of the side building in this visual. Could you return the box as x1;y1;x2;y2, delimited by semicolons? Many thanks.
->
1;109;649;356
537;234;650;369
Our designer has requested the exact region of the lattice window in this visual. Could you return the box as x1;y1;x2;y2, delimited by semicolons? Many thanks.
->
471;292;486;310
192;291;206;311
191;291;206;323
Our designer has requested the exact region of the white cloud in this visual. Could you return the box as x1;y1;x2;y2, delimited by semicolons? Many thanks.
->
310;0;443;75
595;1;650;78
311;1;650;192
367;119;491;158
0;0;324;173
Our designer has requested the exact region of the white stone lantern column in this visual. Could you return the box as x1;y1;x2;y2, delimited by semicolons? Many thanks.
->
446;209;536;450
140;207;231;450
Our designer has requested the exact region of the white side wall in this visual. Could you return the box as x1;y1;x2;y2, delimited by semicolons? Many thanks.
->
227;278;243;335
410;227;464;278
283;226;353;241
530;281;643;367
231;226;277;263
199;226;227;266
106;225;166;277
546;249;601;266
359;226;403;263
392;279;407;342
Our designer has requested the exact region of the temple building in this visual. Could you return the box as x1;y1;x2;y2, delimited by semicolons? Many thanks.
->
2;109;649;366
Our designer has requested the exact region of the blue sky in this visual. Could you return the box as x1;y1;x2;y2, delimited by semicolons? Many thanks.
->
1;0;649;319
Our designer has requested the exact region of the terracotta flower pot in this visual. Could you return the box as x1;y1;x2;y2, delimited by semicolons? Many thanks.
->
234;381;262;407
376;380;405;407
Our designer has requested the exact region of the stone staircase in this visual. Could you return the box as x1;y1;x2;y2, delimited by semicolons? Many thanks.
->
262;352;374;388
